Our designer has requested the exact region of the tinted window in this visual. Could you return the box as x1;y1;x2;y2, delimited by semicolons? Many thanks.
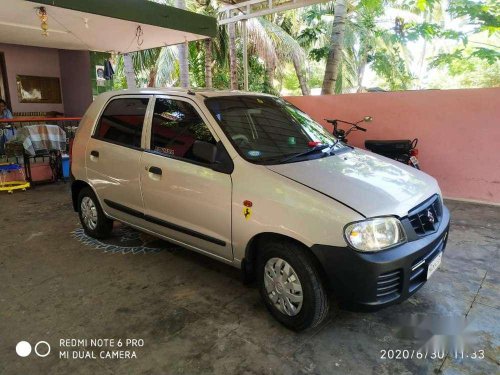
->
150;98;216;163
95;98;148;148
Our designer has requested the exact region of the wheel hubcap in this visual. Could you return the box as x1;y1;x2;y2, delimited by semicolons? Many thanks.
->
264;257;303;316
80;196;98;230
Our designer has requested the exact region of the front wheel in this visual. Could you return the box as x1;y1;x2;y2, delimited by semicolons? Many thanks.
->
257;240;329;331
78;187;113;239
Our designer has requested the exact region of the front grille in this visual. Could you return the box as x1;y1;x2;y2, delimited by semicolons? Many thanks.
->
376;269;402;302
408;195;442;235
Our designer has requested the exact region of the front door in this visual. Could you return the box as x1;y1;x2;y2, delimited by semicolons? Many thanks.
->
85;95;151;227
140;96;233;261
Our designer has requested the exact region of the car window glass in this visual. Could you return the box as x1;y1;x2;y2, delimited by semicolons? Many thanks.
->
95;97;148;148
205;96;342;163
150;98;216;163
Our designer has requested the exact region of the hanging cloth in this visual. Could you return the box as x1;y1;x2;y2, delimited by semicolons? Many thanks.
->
104;59;115;80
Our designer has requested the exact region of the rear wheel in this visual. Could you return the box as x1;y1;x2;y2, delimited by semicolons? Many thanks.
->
257;240;329;331
78;187;113;239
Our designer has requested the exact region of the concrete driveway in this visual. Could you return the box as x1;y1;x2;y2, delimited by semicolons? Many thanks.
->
0;183;498;374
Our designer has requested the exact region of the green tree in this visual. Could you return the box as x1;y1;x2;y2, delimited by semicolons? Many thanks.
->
247;17;308;94
403;0;500;78
322;0;348;94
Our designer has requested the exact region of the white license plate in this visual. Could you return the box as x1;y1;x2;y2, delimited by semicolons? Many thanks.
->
410;156;419;165
427;252;442;279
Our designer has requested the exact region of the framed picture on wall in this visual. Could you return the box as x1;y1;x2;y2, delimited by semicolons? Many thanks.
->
96;65;105;81
16;75;62;103
95;65;105;87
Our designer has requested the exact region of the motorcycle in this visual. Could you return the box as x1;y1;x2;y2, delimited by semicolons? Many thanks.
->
325;117;420;169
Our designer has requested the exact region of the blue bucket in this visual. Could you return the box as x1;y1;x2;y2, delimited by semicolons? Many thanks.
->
62;154;70;178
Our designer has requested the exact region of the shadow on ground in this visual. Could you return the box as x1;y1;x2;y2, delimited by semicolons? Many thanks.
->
0;184;498;374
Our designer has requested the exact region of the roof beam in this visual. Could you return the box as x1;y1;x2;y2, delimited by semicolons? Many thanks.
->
218;0;329;25
28;0;217;37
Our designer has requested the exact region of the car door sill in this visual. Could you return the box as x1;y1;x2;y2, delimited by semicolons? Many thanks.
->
105;214;235;265
103;199;226;247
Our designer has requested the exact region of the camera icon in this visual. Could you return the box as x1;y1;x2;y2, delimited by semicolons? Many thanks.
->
16;341;51;358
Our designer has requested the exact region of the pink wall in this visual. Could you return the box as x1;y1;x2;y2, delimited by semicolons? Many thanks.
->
286;88;500;204
0;43;64;113
59;50;92;116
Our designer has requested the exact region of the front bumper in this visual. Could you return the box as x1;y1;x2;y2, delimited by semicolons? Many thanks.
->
311;205;450;310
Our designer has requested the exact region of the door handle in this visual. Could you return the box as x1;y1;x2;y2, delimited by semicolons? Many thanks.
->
148;166;162;176
90;150;99;158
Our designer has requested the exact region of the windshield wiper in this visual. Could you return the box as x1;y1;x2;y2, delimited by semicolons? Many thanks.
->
277;144;332;163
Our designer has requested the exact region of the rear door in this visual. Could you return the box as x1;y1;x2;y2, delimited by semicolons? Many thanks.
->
140;96;233;261
85;95;151;227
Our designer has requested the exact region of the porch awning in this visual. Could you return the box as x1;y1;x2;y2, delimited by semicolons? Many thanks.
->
0;0;216;52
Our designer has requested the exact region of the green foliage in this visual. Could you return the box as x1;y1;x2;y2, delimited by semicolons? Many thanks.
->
359;0;384;13
428;54;500;88
154;47;179;86
448;0;500;34
309;47;330;62
188;41;206;88
131;48;161;72
429;49;466;69
404;22;468;43
281;62;307;95
112;56;127;90
430;46;500;69
471;47;500;63
117;0;500;94
400;0;499;81
308;65;324;88
236;50;279;95
371;48;414;90
415;0;437;12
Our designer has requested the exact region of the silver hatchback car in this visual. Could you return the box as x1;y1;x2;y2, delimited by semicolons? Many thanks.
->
71;88;450;330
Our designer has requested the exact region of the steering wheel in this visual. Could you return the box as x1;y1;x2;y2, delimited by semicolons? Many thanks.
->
232;134;251;147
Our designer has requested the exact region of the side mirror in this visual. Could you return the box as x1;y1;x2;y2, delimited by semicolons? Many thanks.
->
364;116;373;123
193;140;217;164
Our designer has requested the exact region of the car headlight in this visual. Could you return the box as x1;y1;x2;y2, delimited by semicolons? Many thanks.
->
345;217;406;252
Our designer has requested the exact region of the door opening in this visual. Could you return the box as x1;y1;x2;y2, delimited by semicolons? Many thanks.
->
0;52;11;107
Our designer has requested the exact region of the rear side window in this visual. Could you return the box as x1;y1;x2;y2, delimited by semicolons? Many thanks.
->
94;97;149;148
150;98;216;163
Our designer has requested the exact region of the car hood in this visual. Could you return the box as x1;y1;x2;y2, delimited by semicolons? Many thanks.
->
266;148;440;218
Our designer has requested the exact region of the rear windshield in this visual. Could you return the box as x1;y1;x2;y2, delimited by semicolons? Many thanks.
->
205;95;342;164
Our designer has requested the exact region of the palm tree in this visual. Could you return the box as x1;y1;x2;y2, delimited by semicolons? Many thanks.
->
296;0;417;93
204;38;213;88
292;57;311;95
123;53;136;88
297;2;356;93
321;0;348;94
176;0;189;88
153;47;179;86
242;17;308;94
197;0;228;89
120;1;309;93
121;0;419;94
206;20;230;88
353;11;376;91
228;21;238;89
274;12;311;95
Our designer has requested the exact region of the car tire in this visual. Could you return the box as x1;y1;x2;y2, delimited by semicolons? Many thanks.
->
78;187;113;239
257;239;329;331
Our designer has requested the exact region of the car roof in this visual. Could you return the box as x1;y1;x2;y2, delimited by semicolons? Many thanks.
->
99;87;275;99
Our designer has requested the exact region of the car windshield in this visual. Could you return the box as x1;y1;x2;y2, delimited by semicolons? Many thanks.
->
205;95;344;164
